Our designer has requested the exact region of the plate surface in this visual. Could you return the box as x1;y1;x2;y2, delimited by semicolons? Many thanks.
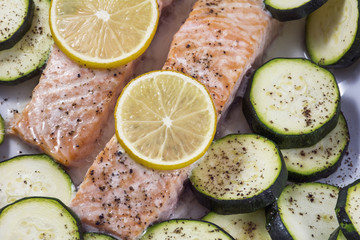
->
220;19;360;188
0;0;359;218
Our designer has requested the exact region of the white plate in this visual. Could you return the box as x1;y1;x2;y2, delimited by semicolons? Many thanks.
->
219;19;360;188
0;0;359;218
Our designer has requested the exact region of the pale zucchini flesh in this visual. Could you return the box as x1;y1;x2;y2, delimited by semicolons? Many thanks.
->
0;0;34;50
336;179;360;239
329;228;347;240
0;114;4;145
140;219;234;239
265;0;312;9
0;0;53;85
202;210;271;240
281;113;349;182
345;185;360;234
266;183;339;240
306;0;360;67
190;134;287;214
84;232;118;240
264;0;327;21
0;197;82;240
243;58;340;149
0;154;76;208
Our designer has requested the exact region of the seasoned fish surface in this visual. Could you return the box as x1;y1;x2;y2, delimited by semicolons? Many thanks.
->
71;0;280;239
164;0;279;119
71;136;188;239
10;45;135;167
10;0;174;167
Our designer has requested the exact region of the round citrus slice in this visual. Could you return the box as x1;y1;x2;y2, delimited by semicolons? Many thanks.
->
49;0;159;69
115;70;217;170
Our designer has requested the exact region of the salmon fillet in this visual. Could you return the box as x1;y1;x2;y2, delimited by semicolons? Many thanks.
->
163;0;280;119
71;136;188;239
9;0;174;167
10;46;135;167
71;1;280;239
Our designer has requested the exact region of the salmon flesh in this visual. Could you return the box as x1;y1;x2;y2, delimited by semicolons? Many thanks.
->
71;0;280;239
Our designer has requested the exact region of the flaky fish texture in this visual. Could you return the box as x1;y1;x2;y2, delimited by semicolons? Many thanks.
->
9;0;174;167
71;0;280;239
10;46;134;167
163;0;280;120
71;136;188;239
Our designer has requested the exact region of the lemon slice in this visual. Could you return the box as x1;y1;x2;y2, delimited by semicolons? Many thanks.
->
115;70;217;170
49;0;159;68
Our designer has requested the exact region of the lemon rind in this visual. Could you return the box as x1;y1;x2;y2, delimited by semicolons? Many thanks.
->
114;70;217;170
49;0;160;69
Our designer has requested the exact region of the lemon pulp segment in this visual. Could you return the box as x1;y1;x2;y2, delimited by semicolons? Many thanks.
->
115;71;217;170
50;0;159;68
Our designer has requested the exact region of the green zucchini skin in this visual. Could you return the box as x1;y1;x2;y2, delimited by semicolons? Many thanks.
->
282;113;349;182
0;0;35;50
336;179;360;240
190;164;287;214
84;232;118;240
265;200;293;239
242;58;340;149
140;219;234;239
0;154;76;208
265;183;339;239
0;196;83;240
329;227;347;240
202;210;272;239
306;0;360;68
286;151;344;182
190;134;287;214
0;61;47;86
0;0;53;85
0;114;4;144
265;0;328;22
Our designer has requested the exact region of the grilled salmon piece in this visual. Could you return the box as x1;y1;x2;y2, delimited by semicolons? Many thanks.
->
163;0;280;119
71;136;188;239
71;0;280;239
9;0;173;167
10;45;134;167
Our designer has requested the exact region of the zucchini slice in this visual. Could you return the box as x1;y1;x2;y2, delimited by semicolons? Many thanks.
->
0;154;76;208
306;0;360;68
202;210;271;240
264;0;327;22
84;232;118;240
0;0;34;50
336;178;360;239
329;228;347;240
189;134;287;214
281;112;349;182
266;182;339;239
140;219;234;239
243;58;340;149
0;0;53;85
0;197;82;240
0;114;4;145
